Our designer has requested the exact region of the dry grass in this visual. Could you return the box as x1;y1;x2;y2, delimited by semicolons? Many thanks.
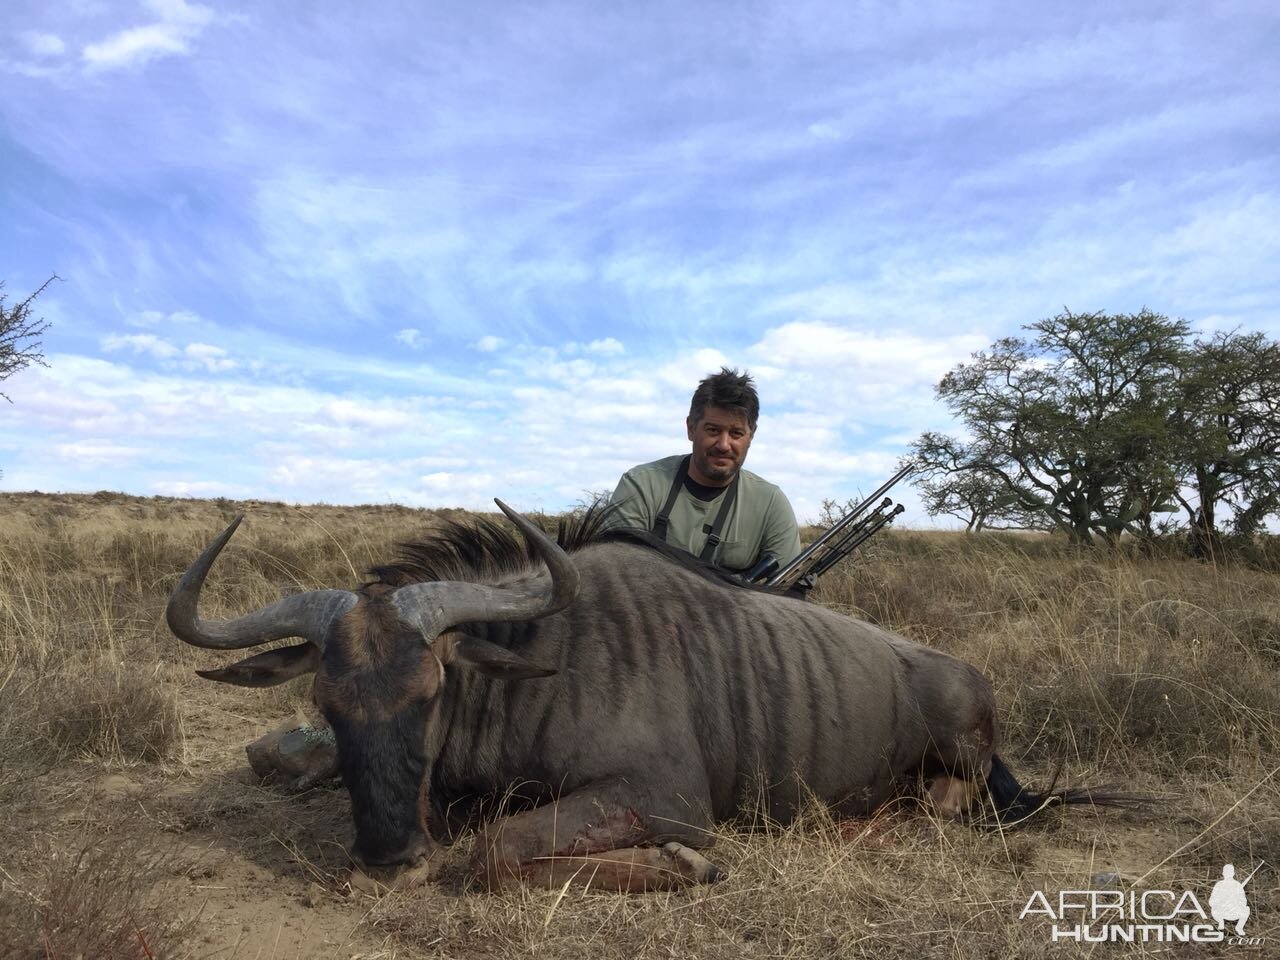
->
367;805;1041;959
817;530;1280;779
0;828;194;960
0;491;1277;958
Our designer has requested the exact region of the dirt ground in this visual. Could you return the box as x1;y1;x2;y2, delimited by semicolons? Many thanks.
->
8;683;389;959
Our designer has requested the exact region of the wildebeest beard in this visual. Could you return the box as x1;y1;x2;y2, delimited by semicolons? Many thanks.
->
327;694;433;867
314;600;443;869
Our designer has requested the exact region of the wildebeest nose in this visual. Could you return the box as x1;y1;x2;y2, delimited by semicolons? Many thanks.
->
352;835;430;868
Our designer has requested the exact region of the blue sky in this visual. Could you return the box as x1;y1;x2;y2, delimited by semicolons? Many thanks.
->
2;0;1277;521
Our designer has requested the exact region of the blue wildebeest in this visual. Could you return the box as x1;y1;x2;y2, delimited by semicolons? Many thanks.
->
168;501;1112;892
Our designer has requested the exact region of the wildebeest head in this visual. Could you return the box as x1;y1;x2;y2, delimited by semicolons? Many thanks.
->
166;501;577;877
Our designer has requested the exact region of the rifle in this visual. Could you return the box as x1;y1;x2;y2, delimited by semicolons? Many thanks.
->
756;463;913;591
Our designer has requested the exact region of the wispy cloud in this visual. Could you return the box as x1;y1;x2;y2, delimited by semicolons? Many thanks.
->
183;342;235;372
21;32;65;58
395;328;425;349
102;333;180;359
583;338;624;356
82;0;213;72
101;333;241;372
53;439;148;465
127;309;201;328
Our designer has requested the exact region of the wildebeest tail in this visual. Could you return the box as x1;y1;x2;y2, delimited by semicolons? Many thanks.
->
984;754;1153;827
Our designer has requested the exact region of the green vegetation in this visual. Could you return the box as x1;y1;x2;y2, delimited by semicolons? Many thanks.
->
0;275;54;403
913;310;1280;558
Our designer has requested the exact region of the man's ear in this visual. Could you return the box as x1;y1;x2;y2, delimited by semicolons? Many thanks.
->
686;415;697;441
196;642;321;688
447;635;556;681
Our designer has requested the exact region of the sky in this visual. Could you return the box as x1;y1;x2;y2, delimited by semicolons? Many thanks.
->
2;0;1278;522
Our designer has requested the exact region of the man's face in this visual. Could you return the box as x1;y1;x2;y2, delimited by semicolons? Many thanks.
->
686;405;754;486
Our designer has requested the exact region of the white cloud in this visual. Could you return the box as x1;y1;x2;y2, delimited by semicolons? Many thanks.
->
584;337;624;356
127;308;201;327
153;479;256;498
54;439;147;465
655;349;733;391
2;335;954;525
184;342;237;371
83;23;188;69
396;328;424;348
807;122;847;142
82;0;213;71
749;322;986;383
322;398;414;430
102;333;180;359
0;58;66;79
21;32;66;58
475;335;504;352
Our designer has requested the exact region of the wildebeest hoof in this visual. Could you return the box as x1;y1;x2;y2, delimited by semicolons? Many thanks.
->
661;842;726;884
348;854;442;896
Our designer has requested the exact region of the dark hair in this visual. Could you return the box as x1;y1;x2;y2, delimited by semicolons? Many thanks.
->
688;367;759;431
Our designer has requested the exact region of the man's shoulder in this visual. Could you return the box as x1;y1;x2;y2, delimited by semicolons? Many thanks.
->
620;455;686;483
737;466;787;499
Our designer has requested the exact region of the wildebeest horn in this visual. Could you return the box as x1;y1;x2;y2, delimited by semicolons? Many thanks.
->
167;515;358;650
391;499;580;641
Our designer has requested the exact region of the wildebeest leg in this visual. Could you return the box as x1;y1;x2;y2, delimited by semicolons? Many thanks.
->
915;660;1000;819
926;772;986;819
472;783;722;892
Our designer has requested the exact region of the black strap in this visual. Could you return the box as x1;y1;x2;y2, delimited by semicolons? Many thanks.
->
652;456;690;543
652;455;740;564
699;471;739;563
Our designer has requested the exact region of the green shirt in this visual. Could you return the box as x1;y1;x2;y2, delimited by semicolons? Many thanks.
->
607;455;802;572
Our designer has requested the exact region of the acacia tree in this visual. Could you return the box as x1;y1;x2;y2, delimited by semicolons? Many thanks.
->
910;434;1037;531
0;276;55;481
1171;330;1280;556
0;276;55;400
911;309;1188;544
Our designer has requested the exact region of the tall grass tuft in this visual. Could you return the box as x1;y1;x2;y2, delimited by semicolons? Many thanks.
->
0;830;193;960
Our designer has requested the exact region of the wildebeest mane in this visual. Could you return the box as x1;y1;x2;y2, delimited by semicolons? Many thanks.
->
367;498;762;593
368;499;620;587
596;527;770;593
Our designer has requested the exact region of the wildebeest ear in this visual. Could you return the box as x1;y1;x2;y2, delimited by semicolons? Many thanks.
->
448;636;556;680
196;642;321;687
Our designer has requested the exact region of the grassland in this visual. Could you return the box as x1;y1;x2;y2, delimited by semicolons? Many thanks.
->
0;491;1276;959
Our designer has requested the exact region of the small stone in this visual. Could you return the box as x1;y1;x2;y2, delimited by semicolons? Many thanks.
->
245;713;338;789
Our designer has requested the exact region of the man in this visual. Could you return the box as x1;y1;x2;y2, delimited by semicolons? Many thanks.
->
608;367;801;577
